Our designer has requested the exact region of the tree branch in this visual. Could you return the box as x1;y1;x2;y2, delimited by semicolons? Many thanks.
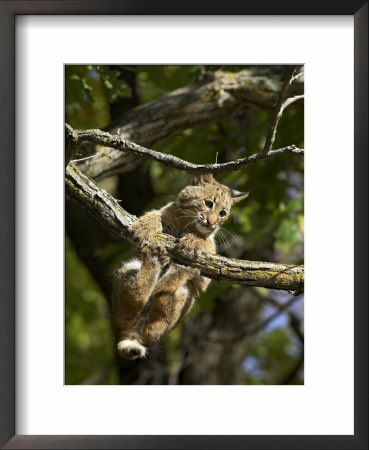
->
76;67;304;179
251;295;302;336
65;123;79;167
65;163;304;294
68;125;304;175
261;65;300;157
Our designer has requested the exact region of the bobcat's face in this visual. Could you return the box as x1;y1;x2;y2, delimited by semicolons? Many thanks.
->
176;174;249;237
194;188;233;235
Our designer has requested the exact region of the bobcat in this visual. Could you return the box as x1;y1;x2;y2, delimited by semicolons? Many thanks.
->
112;174;248;360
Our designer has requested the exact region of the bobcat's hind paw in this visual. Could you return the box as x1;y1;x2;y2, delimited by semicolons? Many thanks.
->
117;339;147;360
142;245;169;266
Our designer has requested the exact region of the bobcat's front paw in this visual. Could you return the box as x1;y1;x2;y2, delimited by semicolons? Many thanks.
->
130;212;163;249
131;224;156;249
176;234;203;259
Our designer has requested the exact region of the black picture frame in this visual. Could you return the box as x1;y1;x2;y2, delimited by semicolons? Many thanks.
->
0;1;367;449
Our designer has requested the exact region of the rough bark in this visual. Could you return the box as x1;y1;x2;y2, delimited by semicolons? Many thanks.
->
77;67;304;179
65;163;304;294
65;123;79;167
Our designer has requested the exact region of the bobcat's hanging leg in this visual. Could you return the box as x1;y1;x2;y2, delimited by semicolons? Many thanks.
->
134;263;210;348
111;247;168;359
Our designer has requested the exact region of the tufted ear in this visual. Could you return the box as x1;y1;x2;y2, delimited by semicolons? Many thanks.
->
191;173;215;186
230;189;249;203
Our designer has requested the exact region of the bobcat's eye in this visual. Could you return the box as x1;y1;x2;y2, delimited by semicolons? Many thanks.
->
205;200;214;209
219;209;227;217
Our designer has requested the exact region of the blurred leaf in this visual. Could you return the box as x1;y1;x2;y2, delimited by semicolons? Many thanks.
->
97;66;132;102
244;328;303;385
65;235;118;385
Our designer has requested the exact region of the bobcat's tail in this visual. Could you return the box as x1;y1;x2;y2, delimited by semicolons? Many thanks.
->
117;339;147;360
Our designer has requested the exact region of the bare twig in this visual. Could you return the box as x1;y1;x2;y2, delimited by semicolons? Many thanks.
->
280;94;305;113
67;125;303;175
65;163;304;293
71;154;98;163
260;66;298;157
291;71;304;83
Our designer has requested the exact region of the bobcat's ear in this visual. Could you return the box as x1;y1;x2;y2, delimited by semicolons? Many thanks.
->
191;173;215;186
230;189;249;203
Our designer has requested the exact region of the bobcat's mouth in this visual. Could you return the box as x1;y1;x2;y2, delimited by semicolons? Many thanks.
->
196;219;218;234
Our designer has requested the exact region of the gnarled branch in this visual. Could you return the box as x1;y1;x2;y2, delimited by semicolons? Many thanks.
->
68;125;304;175
65;163;304;294
65;124;79;167
76;67;304;179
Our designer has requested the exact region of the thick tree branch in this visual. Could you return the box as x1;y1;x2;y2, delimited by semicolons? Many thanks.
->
65;163;304;294
68;125;304;175
76;67;304;179
65;124;79;167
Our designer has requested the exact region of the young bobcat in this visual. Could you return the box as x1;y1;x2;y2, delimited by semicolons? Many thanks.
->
112;174;248;360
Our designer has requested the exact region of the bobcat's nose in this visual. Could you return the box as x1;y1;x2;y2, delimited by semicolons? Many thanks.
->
207;218;216;226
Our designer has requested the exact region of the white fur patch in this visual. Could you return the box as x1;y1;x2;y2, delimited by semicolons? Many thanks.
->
178;286;189;297
117;339;147;359
124;259;142;271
